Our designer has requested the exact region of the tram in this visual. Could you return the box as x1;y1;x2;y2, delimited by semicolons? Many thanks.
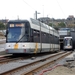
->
5;18;60;54
63;37;73;50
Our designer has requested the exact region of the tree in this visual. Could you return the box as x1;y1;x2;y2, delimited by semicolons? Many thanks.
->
49;23;55;27
58;22;66;28
0;22;6;30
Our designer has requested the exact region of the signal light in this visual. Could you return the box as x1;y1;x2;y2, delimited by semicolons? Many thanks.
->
6;50;8;52
24;49;26;52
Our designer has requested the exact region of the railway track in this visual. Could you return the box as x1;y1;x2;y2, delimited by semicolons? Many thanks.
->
0;51;72;75
0;54;34;64
0;56;23;64
0;54;13;63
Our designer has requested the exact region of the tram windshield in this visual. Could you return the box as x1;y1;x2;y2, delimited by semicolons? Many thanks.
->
64;38;72;46
6;22;30;42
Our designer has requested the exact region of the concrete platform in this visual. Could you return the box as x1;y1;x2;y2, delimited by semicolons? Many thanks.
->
0;48;6;55
0;39;6;44
65;52;75;61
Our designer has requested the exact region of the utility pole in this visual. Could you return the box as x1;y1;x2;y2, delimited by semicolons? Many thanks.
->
34;11;40;20
35;11;37;20
17;15;19;20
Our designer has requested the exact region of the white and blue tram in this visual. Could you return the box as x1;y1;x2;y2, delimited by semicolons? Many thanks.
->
63;37;73;50
5;18;60;54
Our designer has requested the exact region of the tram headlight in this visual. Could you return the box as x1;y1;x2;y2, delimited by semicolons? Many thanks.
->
23;45;26;47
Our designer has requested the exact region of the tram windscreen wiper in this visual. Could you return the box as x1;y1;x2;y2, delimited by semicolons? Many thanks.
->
16;34;25;43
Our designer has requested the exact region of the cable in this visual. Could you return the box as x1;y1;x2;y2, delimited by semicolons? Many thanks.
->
39;64;62;75
22;0;36;11
56;0;66;18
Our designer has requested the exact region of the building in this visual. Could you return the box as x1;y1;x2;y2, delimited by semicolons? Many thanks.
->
0;19;9;25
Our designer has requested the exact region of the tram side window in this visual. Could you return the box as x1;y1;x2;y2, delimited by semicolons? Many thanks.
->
25;22;30;35
34;30;40;42
55;36;59;44
46;33;49;43
70;39;72;45
24;23;30;42
53;35;55;44
41;32;44;43
57;37;59;44
44;33;47;43
50;34;53;43
54;36;55;44
31;29;40;42
54;36;56;44
41;32;45;43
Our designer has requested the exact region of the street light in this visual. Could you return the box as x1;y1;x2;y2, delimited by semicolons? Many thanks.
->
34;11;40;20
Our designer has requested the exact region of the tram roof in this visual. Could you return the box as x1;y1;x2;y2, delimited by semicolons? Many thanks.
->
64;36;72;39
8;20;29;23
30;18;56;30
8;18;56;31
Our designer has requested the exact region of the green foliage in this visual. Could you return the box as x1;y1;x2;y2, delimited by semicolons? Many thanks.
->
49;23;53;27
49;23;59;30
49;22;66;30
58;22;66;28
49;23;55;27
0;22;6;30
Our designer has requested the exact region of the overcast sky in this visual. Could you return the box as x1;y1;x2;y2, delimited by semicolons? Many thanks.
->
0;0;75;20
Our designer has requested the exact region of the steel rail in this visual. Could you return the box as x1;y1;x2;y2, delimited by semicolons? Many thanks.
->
0;51;72;75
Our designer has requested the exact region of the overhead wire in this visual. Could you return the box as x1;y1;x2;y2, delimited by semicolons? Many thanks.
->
22;0;36;11
56;0;66;19
22;0;66;19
